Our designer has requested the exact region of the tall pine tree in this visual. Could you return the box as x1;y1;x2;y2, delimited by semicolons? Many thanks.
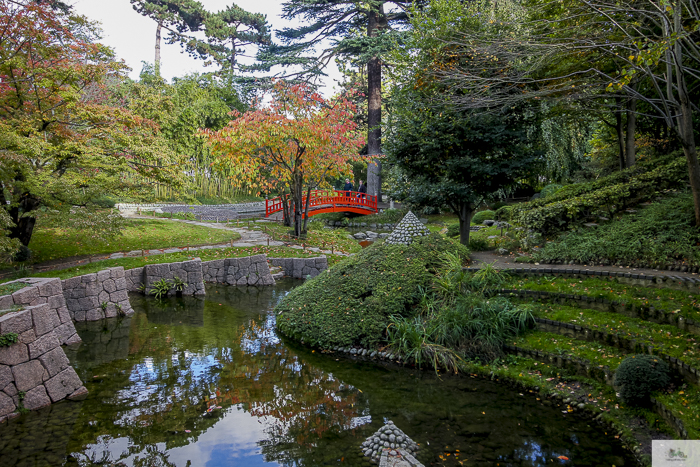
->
267;1;416;199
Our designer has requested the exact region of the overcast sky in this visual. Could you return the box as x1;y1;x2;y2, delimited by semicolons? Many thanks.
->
72;0;343;96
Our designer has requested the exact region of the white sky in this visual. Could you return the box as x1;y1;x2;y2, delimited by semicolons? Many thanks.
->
72;0;343;96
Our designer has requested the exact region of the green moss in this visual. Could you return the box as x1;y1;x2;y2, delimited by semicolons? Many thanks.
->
514;302;700;369
513;331;627;369
655;386;700;439
502;275;700;322
0;281;27;297
275;234;468;349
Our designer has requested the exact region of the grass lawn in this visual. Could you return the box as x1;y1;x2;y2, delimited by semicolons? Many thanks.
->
259;221;362;254
26;245;344;281
25;219;242;264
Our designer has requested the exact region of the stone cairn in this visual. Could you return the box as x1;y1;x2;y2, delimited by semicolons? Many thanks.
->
384;211;431;245
361;421;423;466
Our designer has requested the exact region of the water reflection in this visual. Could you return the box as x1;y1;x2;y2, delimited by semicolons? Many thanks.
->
0;280;635;467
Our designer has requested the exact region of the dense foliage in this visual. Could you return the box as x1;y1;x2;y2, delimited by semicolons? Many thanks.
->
275;234;468;349
471;210;496;225
535;193;700;267
512;157;687;234
614;355;671;407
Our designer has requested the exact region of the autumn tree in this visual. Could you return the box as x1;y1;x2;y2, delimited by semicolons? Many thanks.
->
0;1;184;249
204;82;366;237
265;1;421;200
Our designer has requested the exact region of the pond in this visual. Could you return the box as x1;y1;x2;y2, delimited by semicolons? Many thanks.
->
0;280;636;466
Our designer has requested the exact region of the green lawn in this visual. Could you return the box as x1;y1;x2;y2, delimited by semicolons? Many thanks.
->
26;219;242;264
27;245;343;281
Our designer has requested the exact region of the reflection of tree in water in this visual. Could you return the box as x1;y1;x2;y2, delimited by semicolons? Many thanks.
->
66;282;363;466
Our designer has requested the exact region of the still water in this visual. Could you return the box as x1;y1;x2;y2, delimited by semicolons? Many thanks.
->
0;280;635;466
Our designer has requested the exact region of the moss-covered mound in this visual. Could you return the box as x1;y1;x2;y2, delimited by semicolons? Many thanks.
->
275;234;468;349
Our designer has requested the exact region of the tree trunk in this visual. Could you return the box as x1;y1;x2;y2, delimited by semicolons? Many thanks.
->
8;193;40;247
457;203;474;246
625;85;638;168
155;21;162;76
302;186;312;234
366;6;385;201
293;174;303;237
614;99;626;170
675;72;700;225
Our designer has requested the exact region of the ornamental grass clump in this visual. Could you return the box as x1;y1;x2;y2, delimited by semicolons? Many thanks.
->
387;254;533;371
614;354;671;407
275;234;468;349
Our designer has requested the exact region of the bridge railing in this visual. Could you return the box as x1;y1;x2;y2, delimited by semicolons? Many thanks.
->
265;190;377;217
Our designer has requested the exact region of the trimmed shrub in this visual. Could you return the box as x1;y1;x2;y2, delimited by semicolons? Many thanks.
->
12;245;32;263
614;354;670;407
275;234;469;349
468;238;490;251
495;205;513;221
472;210;496;225
446;223;460;238
540;184;563;199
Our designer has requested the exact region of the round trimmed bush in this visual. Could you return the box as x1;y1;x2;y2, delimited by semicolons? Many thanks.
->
471;210;496;225
12;245;32;262
613;354;670;407
495;205;513;221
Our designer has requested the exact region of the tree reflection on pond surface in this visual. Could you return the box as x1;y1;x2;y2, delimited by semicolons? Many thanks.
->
0;281;635;466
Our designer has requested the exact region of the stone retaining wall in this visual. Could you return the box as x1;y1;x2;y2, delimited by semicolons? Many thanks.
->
268;257;327;279
1;278;80;345
201;255;275;286
62;267;134;322
125;255;277;293
0;303;87;423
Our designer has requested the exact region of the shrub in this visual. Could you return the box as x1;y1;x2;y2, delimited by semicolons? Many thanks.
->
614;354;670;407
12;245;32;263
468;238;490;251
495;205;513;221
446;223;460;238
472;210;496;225
535;193;700;267
92;196;116;208
540;184;563;199
275;234;469;349
490;201;508;210
512;156;687;234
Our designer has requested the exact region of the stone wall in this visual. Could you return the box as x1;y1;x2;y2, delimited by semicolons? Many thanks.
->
0;303;87;423
144;259;205;296
0;278;80;345
202;255;275;286
269;256;327;279
62;267;134;322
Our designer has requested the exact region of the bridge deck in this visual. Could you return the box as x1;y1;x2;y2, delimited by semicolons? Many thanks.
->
265;190;378;218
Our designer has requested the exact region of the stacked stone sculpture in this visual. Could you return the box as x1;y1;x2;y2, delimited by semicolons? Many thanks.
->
384;211;431;245
361;421;422;465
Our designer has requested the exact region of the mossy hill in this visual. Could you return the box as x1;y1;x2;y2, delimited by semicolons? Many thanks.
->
275;234;468;349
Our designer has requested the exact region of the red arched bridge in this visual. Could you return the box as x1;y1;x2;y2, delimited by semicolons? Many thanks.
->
265;190;378;218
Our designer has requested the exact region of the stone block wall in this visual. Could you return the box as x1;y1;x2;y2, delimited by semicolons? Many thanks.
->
202;254;275;286
0;278;80;345
144;259;205;297
124;267;145;293
0;303;87;423
62;267;134;322
269;256;328;279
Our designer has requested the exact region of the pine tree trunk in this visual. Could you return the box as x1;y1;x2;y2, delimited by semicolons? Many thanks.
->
155;21;162;76
366;7;385;201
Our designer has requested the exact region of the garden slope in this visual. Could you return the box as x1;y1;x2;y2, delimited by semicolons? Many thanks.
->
275;235;468;349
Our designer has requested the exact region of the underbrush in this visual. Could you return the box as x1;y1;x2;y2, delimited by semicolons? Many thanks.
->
275;234;469;349
536;193;700;268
